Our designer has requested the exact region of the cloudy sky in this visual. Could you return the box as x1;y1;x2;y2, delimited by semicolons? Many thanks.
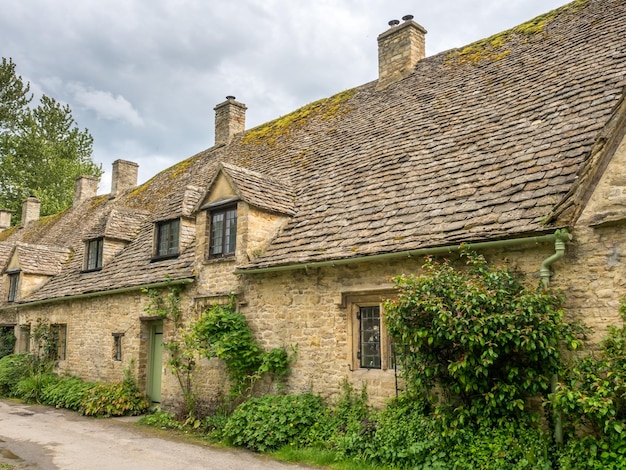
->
2;0;568;193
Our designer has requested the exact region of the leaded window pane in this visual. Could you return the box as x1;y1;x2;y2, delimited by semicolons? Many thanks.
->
359;306;381;369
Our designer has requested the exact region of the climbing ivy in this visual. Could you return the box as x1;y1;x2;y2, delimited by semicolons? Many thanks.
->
194;301;293;398
143;285;293;415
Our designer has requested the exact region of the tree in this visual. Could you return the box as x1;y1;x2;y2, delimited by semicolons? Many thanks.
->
0;57;102;223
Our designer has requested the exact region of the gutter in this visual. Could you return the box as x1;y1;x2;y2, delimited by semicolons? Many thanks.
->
1;278;195;310
235;231;567;275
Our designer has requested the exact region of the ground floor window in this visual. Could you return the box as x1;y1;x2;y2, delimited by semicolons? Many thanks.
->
51;324;67;361
345;292;396;371
112;333;124;361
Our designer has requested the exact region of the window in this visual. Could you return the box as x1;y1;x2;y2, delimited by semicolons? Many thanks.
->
51;324;67;361
7;272;19;302
112;333;124;361
359;306;382;369
209;206;237;258
155;219;180;258
85;238;103;271
346;292;396;371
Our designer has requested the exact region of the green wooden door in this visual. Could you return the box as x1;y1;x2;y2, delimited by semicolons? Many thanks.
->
147;322;163;403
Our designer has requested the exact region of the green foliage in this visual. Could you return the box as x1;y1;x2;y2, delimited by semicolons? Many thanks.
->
552;300;626;467
40;376;95;411
360;395;436;468
223;393;326;452
384;251;585;424
0;326;15;358
81;379;149;417
557;435;626;469
0;57;101;223
194;302;293;398
0;353;31;396
15;372;58;403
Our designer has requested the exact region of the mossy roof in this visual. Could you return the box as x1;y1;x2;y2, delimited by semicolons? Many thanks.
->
0;0;623;299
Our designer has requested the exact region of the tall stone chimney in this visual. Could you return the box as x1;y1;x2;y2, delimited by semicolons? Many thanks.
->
74;175;99;206
214;96;247;145
377;15;427;89
0;209;12;231
21;196;41;225
111;159;138;196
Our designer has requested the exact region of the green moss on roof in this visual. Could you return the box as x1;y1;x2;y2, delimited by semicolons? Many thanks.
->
242;88;356;147
0;225;18;242
447;0;590;65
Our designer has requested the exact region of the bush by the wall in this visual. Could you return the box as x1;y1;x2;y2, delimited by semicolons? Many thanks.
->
223;393;325;452
81;381;150;417
41;376;96;411
0;354;31;397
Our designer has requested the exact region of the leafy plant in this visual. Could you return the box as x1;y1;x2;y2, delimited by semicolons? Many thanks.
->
15;372;58;403
552;300;626;467
40;376;95;411
0;326;15;358
223;393;325;452
194;302;293;398
384;250;585;425
81;380;149;417
0;353;31;396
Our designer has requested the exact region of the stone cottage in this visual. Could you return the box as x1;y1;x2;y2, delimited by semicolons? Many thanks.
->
0;0;625;407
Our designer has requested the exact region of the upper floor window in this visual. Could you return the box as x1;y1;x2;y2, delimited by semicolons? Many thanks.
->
155;218;180;259
7;272;19;302
85;238;103;271
209;206;237;258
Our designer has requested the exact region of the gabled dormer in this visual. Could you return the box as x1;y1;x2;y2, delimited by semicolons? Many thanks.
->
83;208;149;271
198;162;295;264
2;242;71;302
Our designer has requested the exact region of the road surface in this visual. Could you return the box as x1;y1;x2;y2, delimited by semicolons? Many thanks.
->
0;400;316;470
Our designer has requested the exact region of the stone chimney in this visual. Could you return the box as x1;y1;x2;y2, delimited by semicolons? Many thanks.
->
111;159;138;196
0;210;12;231
214;96;247;145
377;15;427;89
21;196;41;225
74;175;99;206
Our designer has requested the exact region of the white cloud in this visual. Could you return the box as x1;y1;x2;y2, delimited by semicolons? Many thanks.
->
69;83;144;127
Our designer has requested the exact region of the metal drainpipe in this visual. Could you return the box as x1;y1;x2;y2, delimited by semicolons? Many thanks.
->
540;229;572;447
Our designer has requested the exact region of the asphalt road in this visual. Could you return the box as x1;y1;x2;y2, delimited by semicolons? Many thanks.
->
0;400;316;470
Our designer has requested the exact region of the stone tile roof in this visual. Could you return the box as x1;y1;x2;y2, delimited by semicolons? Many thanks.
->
216;163;295;215
0;0;623;302
228;0;626;269
10;243;71;276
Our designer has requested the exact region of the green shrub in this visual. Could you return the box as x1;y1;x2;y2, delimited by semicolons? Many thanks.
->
360;394;436;468
384;250;585;425
0;327;16;359
15;372;58;403
139;411;183;430
557;435;626;469
41;376;95;411
81;381;150;417
223;393;326;452
443;419;551;470
0;354;31;397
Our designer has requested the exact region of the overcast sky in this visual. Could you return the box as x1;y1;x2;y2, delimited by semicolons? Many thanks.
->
2;0;569;193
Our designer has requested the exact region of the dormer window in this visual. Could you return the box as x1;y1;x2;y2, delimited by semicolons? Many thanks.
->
85;238;103;271
154;218;180;259
209;206;237;258
7;271;19;302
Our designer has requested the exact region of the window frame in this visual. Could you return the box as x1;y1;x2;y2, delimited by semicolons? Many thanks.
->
153;218;180;260
345;292;396;372
84;237;104;271
51;324;67;361
7;271;19;302
112;333;124;361
208;205;237;259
